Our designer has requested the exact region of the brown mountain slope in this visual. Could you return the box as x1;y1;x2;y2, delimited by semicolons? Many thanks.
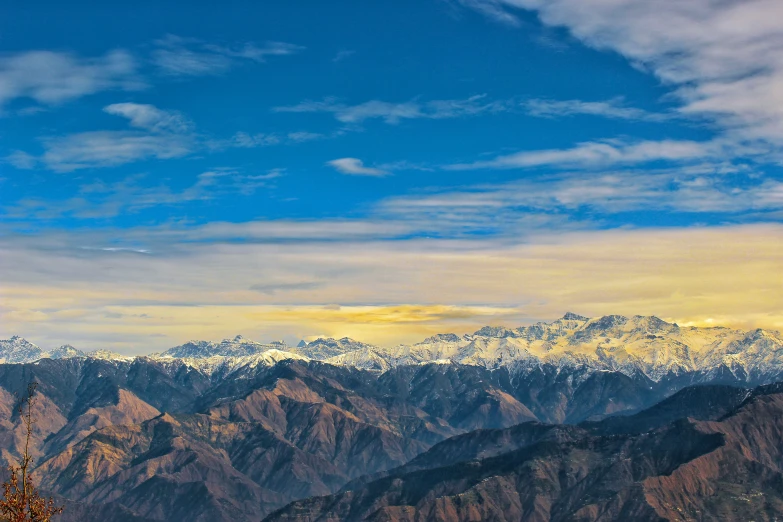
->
643;393;783;520
0;357;777;521
265;389;783;522
36;414;288;521
43;388;160;455
32;364;435;520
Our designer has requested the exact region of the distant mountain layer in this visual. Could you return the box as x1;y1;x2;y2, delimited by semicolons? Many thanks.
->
0;347;782;520
5;313;783;383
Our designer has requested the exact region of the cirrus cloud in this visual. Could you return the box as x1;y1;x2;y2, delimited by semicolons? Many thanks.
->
457;0;783;149
446;139;716;171
152;35;304;77
275;94;508;124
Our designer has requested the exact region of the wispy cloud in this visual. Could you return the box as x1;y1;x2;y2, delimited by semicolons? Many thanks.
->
13;102;317;172
523;97;670;122
458;0;783;148
40;131;193;172
454;0;523;26
3;168;282;220
103;102;193;133
249;281;324;295
0;36;302;113
152;35;304;76
382;163;780;226
446;139;715;170
229;130;324;148
0;49;141;110
274;94;508;124
37;104;198;172
81;247;151;254
5;150;37;170
327;158;389;176
286;131;324;143
332;50;356;63
230;131;282;148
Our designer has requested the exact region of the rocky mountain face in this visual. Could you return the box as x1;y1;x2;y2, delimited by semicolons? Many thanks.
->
0;352;726;522
266;383;783;522
0;358;539;520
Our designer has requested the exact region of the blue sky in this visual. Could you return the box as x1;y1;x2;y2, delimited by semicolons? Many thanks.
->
1;0;782;352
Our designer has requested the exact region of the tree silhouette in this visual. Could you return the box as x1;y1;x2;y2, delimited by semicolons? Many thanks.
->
0;383;63;522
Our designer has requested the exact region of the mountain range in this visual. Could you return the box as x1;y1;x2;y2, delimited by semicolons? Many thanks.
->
5;313;783;384
1;314;783;521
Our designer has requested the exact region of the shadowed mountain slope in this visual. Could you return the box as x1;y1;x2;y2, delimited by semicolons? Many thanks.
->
265;384;783;522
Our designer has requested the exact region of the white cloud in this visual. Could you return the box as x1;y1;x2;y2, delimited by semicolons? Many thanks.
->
456;0;522;26
153;47;231;76
103;103;193;133
231;131;282;148
287;131;323;143
5;150;37;170
205;41;304;61
17;102;318;171
383;163;780;222
447;139;714;170
228;130;322;147
327;158;389;176
152;35;304;76
523;98;670;121
3;168;280;220
40;131;194;172
458;0;783;147
274;94;508;124
36;103;197;171
0;49;141;109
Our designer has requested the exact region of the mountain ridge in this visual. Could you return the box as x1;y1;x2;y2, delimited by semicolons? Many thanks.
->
264;381;783;522
5;313;782;385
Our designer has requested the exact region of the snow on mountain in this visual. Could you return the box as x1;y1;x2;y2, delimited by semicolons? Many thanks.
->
151;315;783;381
0;336;47;363
314;314;783;382
48;345;86;359
87;349;135;362
173;348;310;376
694;328;783;381
325;348;394;372
294;337;377;360
160;334;285;359
4;314;783;382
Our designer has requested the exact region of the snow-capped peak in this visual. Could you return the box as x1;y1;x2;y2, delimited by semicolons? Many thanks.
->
0;336;46;364
160;335;282;359
48;345;86;359
87;349;135;362
294;337;378;360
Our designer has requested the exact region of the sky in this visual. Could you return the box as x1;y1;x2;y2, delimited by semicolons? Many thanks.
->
1;0;782;353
